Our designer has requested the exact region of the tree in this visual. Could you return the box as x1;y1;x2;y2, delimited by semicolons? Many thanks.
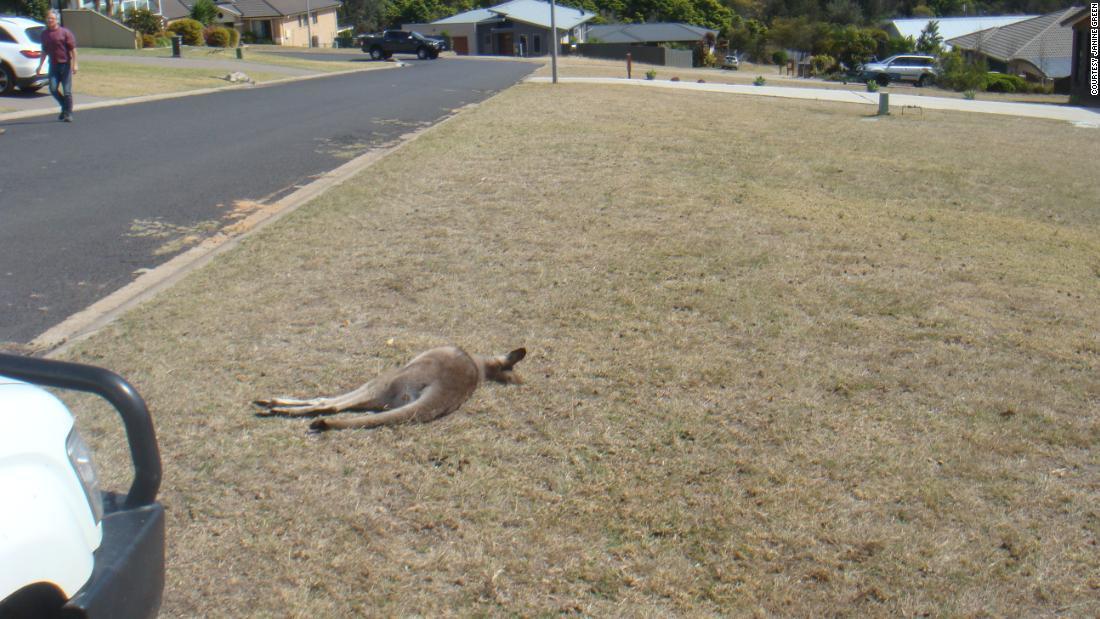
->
0;0;49;20
125;7;165;36
190;0;218;27
916;19;943;54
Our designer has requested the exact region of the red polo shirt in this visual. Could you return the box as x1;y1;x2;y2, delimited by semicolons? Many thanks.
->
41;26;76;64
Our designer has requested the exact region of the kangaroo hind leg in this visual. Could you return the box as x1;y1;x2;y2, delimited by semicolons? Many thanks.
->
255;377;394;416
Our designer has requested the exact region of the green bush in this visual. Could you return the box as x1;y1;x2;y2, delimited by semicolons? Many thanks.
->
866;78;878;92
1027;81;1054;94
753;75;766;86
189;0;217;26
167;19;204;46
983;72;1027;93
204;25;231;47
810;53;835;75
154;36;171;47
227;28;240;48
771;49;788;66
241;31;256;44
645;69;657;80
141;33;157;48
937;50;986;92
124;7;164;36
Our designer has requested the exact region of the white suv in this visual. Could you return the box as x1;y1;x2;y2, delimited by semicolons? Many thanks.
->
859;54;938;87
0;15;50;95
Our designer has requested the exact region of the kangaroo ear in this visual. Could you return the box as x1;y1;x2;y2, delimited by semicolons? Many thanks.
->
504;348;526;368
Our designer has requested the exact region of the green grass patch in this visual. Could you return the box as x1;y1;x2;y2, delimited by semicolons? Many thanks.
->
77;60;286;97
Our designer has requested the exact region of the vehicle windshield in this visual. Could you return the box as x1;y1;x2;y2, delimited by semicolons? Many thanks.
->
411;31;428;41
25;25;44;44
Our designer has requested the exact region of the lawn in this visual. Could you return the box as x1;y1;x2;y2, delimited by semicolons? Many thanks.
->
59;83;1099;616
76;60;287;98
531;56;1071;105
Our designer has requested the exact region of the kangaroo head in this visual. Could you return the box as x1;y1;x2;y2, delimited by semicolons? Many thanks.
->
479;348;527;385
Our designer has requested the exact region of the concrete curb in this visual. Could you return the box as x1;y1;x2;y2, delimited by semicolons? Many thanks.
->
525;76;1100;127
33;91;479;356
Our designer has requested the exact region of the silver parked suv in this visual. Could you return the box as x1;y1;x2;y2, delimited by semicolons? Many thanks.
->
0;15;49;95
859;54;937;87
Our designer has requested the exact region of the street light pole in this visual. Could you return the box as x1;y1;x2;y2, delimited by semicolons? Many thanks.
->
549;0;558;83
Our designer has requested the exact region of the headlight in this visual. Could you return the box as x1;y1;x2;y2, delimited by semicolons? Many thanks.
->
67;428;103;524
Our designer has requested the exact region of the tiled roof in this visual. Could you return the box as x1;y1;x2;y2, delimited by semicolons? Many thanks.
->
585;23;716;43
947;7;1080;77
163;0;338;19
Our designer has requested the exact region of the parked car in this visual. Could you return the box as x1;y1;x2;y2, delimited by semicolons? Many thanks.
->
0;353;164;619
0;15;50;95
721;53;739;70
360;30;444;60
859;54;938;87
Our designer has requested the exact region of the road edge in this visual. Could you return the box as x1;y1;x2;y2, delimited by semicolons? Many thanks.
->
32;93;493;357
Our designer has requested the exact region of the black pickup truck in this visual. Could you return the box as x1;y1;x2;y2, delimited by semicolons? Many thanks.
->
360;30;445;60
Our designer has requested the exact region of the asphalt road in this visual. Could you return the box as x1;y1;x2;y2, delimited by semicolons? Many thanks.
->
0;58;538;345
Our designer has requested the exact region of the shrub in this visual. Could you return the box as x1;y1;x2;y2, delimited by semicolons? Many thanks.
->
168;19;204;46
141;33;157;48
937;50;986;92
125;7;164;36
810;53;836;76
983;73;1027;93
963;89;976;99
154;36;171;47
645;69;657;80
189;0;217;26
866;78;879;92
204;25;231;47
771;49;788;67
227;28;240;48
1027;81;1054;94
753;75;766;86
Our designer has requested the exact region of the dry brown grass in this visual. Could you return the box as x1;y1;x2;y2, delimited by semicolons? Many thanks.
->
61;83;1099;616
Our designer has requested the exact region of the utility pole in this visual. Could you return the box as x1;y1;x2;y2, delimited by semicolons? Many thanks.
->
306;0;313;48
550;0;558;83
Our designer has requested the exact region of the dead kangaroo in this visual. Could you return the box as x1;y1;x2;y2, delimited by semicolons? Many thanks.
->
254;346;526;431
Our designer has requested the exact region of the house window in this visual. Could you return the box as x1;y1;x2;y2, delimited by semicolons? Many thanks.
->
298;15;304;26
311;12;317;23
533;34;541;53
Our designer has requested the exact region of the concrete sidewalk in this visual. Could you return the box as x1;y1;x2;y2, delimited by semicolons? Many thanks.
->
527;76;1100;127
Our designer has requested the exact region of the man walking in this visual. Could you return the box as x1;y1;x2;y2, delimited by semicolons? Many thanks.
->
35;10;78;122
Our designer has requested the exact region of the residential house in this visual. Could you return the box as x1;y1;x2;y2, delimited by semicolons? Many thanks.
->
160;0;341;46
576;22;717;67
886;15;1037;49
404;0;595;56
946;7;1080;87
1060;6;1099;106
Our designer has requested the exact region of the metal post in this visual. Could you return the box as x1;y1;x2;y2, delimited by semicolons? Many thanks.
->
549;0;558;83
305;0;312;48
877;92;890;115
626;52;632;79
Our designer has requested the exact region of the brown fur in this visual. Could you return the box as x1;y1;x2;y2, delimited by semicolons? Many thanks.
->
254;346;526;431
